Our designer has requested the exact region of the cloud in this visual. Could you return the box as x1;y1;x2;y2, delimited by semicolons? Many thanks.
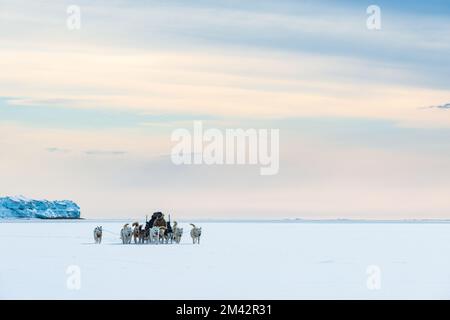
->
423;103;450;110
85;150;127;156
46;147;69;153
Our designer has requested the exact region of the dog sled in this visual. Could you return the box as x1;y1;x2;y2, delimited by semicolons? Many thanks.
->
95;212;201;245
123;212;179;245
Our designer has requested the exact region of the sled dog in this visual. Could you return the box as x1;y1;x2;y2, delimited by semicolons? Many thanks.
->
190;224;202;244
138;225;147;244
149;226;160;244
132;222;140;244
120;224;133;244
93;226;102;244
158;226;167;243
173;222;183;244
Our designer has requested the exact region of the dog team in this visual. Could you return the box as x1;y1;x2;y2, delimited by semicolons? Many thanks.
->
93;212;202;245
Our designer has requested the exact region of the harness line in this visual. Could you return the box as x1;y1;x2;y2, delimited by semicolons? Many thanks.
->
102;228;121;237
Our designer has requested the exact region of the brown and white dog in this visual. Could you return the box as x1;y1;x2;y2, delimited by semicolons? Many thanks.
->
138;225;147;244
190;224;202;244
158;226;168;243
93;226;102;244
132;222;140;244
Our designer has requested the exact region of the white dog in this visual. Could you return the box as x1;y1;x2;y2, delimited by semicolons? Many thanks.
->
149;226;160;244
120;224;132;244
173;221;183;244
93;226;102;244
190;224;202;244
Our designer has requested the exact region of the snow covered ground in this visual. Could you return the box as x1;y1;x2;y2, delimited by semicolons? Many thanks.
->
1;220;450;299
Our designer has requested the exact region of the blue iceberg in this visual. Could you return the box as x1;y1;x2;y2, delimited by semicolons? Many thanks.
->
0;196;81;219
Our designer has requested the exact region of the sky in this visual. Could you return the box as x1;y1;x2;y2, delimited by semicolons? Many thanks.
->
0;0;449;219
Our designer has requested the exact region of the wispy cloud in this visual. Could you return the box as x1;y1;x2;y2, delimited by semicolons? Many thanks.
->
422;103;450;110
85;150;127;156
46;147;69;153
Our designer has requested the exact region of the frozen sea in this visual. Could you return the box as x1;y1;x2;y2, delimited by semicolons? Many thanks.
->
1;219;450;299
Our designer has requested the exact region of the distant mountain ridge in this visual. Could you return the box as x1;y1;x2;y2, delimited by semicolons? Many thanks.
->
0;196;80;219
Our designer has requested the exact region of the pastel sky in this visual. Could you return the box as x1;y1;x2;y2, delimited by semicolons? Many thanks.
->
1;0;449;219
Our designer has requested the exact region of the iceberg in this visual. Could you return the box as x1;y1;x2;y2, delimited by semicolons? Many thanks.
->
0;196;81;219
